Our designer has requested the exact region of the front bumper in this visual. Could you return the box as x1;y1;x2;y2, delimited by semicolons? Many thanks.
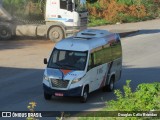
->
43;84;83;97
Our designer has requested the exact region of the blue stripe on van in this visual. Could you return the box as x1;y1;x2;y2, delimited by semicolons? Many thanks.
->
47;18;67;21
47;18;73;22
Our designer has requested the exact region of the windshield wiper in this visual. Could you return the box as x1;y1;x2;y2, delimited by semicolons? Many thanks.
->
49;63;63;69
61;63;81;70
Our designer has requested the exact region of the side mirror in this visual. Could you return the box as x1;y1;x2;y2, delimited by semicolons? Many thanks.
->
44;58;48;64
67;0;73;12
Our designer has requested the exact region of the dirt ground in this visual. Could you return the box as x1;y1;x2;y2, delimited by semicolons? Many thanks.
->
0;37;54;69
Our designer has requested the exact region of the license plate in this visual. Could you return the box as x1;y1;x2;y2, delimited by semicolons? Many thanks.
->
55;93;63;97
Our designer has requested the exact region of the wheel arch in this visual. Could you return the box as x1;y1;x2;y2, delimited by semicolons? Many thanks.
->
81;84;89;96
108;73;116;84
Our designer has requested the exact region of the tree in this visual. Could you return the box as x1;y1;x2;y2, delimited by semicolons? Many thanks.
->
3;0;26;15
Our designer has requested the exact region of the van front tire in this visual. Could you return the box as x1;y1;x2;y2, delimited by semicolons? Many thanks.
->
44;92;52;100
80;87;88;103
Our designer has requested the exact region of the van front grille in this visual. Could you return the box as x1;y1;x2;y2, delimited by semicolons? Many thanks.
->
51;79;69;88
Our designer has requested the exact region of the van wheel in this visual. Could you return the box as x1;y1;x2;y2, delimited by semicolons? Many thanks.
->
0;26;12;40
48;26;64;43
103;77;114;92
107;77;114;92
80;87;88;103
44;92;52;100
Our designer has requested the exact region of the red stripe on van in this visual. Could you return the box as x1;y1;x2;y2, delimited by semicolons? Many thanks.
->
60;69;72;75
100;73;107;88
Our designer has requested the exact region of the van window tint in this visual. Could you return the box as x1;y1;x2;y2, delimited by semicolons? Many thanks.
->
88;54;94;70
60;0;67;9
58;51;66;61
111;40;122;60
52;49;58;63
93;45;112;66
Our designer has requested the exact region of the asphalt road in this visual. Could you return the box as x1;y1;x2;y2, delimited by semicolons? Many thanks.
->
0;20;160;120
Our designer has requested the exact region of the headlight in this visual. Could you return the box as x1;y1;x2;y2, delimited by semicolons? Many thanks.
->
71;78;82;84
43;75;49;81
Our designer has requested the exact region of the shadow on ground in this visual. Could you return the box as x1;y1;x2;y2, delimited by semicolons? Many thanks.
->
0;65;159;112
125;29;160;38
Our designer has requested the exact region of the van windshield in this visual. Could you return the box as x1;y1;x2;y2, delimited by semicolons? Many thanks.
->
48;48;88;71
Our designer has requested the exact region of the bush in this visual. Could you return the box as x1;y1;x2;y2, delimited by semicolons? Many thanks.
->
88;16;110;27
88;0;160;25
88;0;148;24
3;0;26;16
78;80;160;120
106;80;160;111
3;0;44;21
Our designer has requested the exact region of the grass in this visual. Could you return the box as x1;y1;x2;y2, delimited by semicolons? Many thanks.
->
88;16;110;27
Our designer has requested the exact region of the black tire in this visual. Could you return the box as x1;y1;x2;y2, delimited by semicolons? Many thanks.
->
44;92;52;100
107;77;114;92
103;76;114;92
48;26;64;43
80;87;88;103
0;26;12;40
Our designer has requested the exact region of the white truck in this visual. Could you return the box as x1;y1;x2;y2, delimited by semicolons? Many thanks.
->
0;0;88;42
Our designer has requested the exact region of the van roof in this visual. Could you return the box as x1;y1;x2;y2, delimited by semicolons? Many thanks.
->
55;29;117;51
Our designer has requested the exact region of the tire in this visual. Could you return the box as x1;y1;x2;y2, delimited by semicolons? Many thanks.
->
80;87;88;103
48;26;64;43
0;26;12;40
103;76;114;92
44;92;52;100
107;77;114;92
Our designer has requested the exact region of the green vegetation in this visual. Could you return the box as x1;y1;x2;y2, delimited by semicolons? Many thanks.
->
87;0;160;26
88;16;110;27
3;0;44;21
78;80;160;120
106;80;160;111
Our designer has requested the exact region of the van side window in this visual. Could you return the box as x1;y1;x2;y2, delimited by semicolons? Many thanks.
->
52;49;58;63
60;0;67;10
88;54;94;70
58;51;66;61
93;45;112;66
111;36;122;60
102;45;112;63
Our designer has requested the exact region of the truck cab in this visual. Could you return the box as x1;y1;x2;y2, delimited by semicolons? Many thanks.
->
45;0;88;42
0;0;88;42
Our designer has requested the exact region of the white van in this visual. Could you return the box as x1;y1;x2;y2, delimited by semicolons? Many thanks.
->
43;29;122;102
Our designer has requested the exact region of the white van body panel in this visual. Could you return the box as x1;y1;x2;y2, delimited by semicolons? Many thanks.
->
84;64;108;92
